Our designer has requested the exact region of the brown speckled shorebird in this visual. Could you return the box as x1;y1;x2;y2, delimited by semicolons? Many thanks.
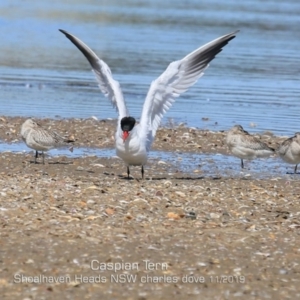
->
226;125;275;169
21;119;74;164
277;132;300;174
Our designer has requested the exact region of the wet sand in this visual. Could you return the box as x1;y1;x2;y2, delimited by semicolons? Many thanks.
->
0;117;299;299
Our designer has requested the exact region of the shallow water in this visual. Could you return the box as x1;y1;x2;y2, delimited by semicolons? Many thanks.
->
0;142;291;179
0;0;300;135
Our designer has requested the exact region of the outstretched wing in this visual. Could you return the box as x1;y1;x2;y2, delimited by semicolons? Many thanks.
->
59;29;128;121
139;30;239;147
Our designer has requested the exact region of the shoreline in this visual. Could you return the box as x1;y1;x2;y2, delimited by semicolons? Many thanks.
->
0;115;285;154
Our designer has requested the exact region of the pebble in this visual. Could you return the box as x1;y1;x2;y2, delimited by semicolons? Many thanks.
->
210;213;220;219
175;191;186;197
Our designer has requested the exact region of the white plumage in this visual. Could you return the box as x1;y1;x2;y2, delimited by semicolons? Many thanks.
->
60;29;238;178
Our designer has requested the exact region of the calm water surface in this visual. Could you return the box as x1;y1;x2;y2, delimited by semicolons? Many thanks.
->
0;0;300;135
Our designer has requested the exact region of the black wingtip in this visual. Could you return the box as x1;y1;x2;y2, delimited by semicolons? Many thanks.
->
225;30;239;43
229;30;240;38
225;30;240;43
59;29;68;35
58;28;101;71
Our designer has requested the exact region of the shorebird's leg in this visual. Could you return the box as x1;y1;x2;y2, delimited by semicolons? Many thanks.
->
35;151;38;164
294;164;298;174
141;166;144;179
42;152;45;165
241;159;244;169
127;166;130;179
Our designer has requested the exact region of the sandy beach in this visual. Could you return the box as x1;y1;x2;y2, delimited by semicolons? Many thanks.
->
0;117;299;299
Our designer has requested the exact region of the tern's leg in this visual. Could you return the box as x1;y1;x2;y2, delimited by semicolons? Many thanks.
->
35;151;38;164
42;152;45;165
294;164;298;174
141;166;144;179
241;159;244;169
127;166;130;179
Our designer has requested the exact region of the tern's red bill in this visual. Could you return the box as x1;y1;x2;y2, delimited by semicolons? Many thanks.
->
122;131;129;142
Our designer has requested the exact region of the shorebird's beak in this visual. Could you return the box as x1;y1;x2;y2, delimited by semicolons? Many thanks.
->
122;131;129;143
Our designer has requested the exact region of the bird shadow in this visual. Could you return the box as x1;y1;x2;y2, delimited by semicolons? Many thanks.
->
29;161;72;165
48;161;73;165
117;175;141;181
29;161;43;164
117;175;217;181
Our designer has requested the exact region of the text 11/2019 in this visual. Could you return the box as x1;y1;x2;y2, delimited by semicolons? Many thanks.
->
209;276;245;284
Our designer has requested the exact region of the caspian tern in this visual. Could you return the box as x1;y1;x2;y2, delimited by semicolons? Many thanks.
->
226;125;275;169
21;119;74;164
60;29;238;179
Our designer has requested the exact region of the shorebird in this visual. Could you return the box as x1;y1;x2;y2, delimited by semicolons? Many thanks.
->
60;29;238;179
277;132;300;173
226;125;275;169
21;119;74;164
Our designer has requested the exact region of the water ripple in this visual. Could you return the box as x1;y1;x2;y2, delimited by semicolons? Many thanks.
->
0;0;299;136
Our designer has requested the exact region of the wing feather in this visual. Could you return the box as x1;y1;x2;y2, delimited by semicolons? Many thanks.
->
59;29;128;120
140;30;239;147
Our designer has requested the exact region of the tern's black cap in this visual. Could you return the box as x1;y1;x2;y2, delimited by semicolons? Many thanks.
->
121;117;136;132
